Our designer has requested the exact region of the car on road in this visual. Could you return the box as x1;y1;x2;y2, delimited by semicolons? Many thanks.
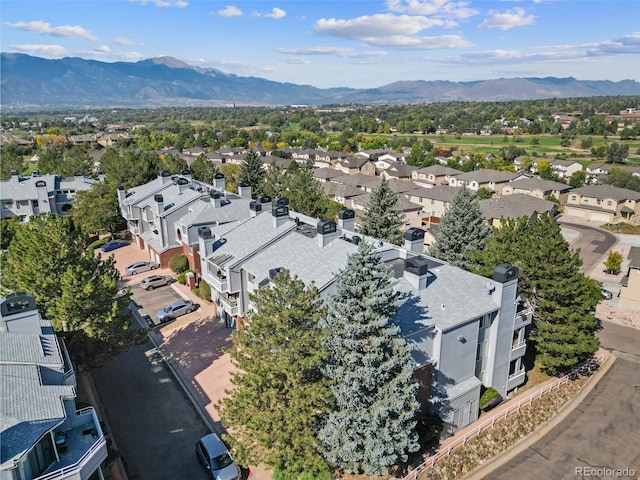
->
140;275;174;291
101;240;129;252
196;433;241;480
126;261;159;275
156;299;198;323
601;288;613;300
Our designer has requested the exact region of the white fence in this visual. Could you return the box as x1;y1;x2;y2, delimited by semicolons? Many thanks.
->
399;353;605;480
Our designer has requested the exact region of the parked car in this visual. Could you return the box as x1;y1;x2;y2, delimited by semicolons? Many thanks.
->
140;275;174;291
196;433;242;480
125;261;159;275
601;288;613;300
101;240;128;252
156;299;198;323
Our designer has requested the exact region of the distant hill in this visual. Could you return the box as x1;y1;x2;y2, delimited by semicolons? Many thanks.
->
2;53;640;109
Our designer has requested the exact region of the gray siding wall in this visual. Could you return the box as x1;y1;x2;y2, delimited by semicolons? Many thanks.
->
438;320;479;384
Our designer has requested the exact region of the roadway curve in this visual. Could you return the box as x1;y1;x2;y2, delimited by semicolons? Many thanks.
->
558;220;618;273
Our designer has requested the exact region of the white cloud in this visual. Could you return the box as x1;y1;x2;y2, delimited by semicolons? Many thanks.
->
76;48;146;61
4;20;97;41
9;44;67;56
113;36;136;46
262;7;286;19
217;5;243;17
130;0;188;7
93;45;111;53
587;32;640;56
386;0;478;19
277;46;387;58
282;57;309;64
478;8;535;30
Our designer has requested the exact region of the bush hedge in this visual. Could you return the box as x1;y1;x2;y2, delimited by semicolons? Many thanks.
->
177;269;194;285
479;387;499;409
199;279;212;301
169;254;189;273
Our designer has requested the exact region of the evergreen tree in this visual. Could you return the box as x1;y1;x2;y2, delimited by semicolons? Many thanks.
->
238;150;265;196
0;214;134;347
189;153;217;183
283;168;339;219
218;271;331;478
472;216;600;375
0;143;26;180
358;177;404;245
262;163;285;199
318;243;419;475
428;187;491;271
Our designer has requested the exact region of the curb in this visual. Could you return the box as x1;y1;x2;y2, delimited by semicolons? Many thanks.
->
130;303;219;435
79;372;129;480
462;352;617;480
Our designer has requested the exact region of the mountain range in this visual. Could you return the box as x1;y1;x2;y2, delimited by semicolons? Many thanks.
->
2;53;640;109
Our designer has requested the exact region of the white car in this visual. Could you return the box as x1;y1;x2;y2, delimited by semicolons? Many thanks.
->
125;261;159;275
140;275;173;290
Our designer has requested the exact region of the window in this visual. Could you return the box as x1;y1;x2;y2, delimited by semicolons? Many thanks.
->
476;341;488;361
1;200;13;210
431;199;435;205
480;314;491;329
32;200;39;208
571;195;577;201
607;200;612;206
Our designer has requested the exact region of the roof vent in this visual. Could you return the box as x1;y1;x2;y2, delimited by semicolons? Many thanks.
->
35;180;46;188
274;197;289;206
73;170;83;176
272;205;289;217
180;169;191;176
198;226;212;239
117;184;125;191
338;208;355;220
257;195;272;204
176;177;189;186
159;170;171;177
250;201;262;212
154;194;164;203
493;264;519;283
404;228;425;241
404;257;429;276
214;172;225;180
269;267;286;281
210;191;221;200
351;235;361;245
32;170;40;177
317;220;337;235
239;181;251;188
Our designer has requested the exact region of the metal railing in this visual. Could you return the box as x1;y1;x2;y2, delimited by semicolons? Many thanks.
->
398;353;605;480
35;407;106;480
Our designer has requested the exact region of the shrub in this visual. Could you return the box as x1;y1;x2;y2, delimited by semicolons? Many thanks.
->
177;269;194;285
169;254;189;273
199;279;212;301
192;287;200;298
479;387;499;409
87;237;109;257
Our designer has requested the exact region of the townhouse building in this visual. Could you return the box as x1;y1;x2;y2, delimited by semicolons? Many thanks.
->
411;165;462;188
1;171;97;222
479;194;558;228
619;246;640;309
449;169;521;194
501;177;571;202
564;184;640;222
197;204;531;435
402;185;461;226
0;293;107;480
117;170;252;269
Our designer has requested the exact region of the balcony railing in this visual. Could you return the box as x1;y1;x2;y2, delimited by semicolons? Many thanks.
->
35;407;107;480
506;368;526;390
219;293;239;316
514;307;533;330
510;341;527;360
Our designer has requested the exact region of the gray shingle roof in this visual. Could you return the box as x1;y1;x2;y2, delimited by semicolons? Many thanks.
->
480;194;556;220
509;176;571;192
571;184;640;201
404;185;462;202
177;194;252;227
455;169;519;183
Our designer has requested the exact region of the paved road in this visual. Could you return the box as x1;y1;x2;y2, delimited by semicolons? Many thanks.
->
558;221;617;273
486;323;640;480
92;283;210;480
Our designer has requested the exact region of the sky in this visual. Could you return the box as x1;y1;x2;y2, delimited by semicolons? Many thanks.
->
1;0;639;89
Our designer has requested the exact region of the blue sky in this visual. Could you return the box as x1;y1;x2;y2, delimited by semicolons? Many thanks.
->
2;0;639;88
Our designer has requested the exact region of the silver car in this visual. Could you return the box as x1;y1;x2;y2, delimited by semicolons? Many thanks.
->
196;433;241;480
125;261;159;275
156;299;198;323
140;275;173;291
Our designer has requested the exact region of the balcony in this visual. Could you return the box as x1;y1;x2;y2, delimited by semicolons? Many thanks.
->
206;260;229;292
514;307;533;330
36;407;107;480
506;368;526;391
511;340;527;360
219;293;239;317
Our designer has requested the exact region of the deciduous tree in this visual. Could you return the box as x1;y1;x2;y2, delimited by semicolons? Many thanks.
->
219;271;331;478
71;181;125;235
318;243;419;475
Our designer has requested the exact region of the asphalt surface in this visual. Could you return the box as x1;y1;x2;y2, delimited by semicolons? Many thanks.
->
92;283;210;480
486;322;640;480
558;221;617;273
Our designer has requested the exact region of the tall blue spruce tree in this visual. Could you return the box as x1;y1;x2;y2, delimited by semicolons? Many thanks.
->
318;242;420;475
